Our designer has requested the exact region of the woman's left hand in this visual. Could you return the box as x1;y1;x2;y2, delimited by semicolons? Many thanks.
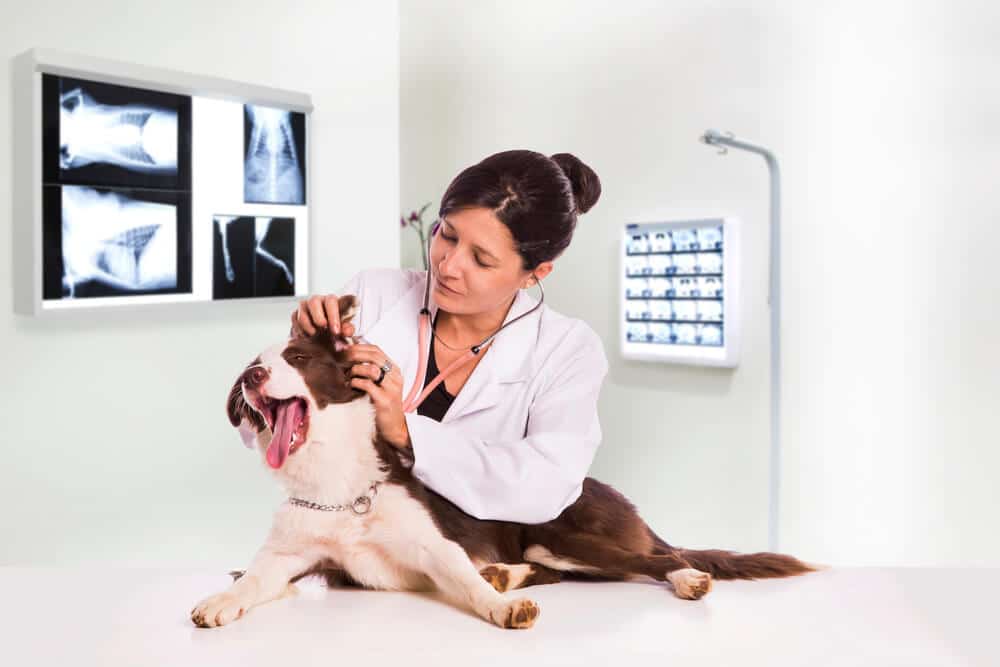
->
344;343;410;449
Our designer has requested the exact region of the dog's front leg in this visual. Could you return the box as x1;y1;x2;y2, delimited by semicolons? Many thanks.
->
190;546;312;628
414;537;540;629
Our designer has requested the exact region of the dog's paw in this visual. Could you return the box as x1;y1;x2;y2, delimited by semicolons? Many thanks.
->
667;568;713;600
190;591;248;628
480;563;544;593
489;597;540;629
480;565;510;593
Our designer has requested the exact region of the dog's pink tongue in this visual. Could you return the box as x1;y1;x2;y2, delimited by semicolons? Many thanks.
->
266;400;303;469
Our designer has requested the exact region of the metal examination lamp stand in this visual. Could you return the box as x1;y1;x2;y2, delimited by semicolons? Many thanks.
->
700;130;782;551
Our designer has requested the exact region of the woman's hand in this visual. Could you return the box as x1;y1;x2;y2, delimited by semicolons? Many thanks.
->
344;343;411;449
291;295;357;337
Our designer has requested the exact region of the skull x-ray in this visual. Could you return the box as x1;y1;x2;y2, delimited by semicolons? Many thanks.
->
243;105;306;205
213;216;295;299
60;87;177;172
42;75;192;191
42;185;193;299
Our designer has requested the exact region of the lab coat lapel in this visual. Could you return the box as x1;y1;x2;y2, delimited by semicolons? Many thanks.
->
441;286;540;423
356;278;425;399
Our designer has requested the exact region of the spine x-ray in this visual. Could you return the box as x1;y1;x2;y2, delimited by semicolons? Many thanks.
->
213;216;295;299
243;105;306;205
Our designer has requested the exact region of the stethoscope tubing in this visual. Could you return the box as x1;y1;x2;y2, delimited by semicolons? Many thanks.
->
401;224;545;413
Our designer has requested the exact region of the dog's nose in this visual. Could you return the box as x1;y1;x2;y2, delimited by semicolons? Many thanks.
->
245;366;269;387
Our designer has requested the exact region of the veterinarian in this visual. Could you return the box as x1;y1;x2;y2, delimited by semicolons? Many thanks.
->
291;150;609;524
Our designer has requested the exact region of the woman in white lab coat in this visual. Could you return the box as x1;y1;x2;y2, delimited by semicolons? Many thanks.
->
292;150;608;525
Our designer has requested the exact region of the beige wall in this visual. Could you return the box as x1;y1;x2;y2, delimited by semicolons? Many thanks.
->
401;0;1000;566
0;0;399;567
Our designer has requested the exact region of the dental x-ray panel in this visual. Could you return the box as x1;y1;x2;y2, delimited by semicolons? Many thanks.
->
620;218;741;367
243;104;306;205
42;75;192;191
212;215;295;299
14;49;312;315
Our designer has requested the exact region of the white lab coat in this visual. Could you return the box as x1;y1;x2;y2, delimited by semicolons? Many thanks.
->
334;267;609;524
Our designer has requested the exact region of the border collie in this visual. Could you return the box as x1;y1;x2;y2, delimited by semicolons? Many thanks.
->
191;295;817;630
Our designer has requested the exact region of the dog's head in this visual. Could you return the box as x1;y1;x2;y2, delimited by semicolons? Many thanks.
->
226;295;365;470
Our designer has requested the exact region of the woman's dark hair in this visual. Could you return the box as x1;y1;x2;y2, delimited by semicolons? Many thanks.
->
438;150;602;271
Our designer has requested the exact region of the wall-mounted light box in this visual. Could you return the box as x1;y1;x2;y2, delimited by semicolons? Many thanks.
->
12;48;313;317
620;218;741;367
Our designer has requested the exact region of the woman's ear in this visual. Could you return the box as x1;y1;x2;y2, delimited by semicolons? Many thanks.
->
524;261;554;287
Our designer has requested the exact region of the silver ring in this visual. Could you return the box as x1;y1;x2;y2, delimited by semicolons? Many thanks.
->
380;360;392;374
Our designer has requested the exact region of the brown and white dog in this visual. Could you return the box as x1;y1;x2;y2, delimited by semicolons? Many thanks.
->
191;295;817;630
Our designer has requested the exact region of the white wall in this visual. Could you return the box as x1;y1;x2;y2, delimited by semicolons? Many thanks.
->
401;0;1000;566
774;0;1000;567
4;0;995;571
1;0;399;567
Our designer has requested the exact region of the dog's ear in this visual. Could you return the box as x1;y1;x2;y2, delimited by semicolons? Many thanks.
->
338;294;358;327
289;295;358;341
308;325;353;355
226;365;266;433
226;376;246;428
331;295;359;353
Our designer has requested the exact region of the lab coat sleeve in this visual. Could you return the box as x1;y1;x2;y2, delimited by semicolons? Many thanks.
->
403;331;609;524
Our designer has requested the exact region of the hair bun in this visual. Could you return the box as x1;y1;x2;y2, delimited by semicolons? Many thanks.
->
550;153;601;215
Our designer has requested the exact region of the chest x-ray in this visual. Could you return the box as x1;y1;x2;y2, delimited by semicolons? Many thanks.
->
213;215;295;299
243;105;306;205
42;185;193;299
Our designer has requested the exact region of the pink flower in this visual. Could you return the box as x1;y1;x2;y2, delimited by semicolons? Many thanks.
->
409;211;420;222
400;216;406;228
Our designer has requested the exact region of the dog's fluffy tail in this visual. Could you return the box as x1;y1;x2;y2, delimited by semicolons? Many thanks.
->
675;548;818;580
649;530;820;580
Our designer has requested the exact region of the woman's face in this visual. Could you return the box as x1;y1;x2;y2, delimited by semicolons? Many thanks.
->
428;207;548;316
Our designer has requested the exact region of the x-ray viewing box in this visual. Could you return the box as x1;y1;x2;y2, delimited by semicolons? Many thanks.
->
620;218;741;367
12;48;314;316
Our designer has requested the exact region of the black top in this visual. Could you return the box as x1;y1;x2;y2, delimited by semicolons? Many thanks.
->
416;312;456;423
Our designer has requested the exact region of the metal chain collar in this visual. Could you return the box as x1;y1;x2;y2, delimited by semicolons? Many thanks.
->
287;481;381;515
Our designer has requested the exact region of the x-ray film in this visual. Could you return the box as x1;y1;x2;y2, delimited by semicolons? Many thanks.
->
243;105;306;205
42;185;193;299
620;218;741;367
213;216;295;299
42;74;192;191
26;57;310;312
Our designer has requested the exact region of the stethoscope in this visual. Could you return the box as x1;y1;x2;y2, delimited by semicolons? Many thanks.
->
400;222;545;413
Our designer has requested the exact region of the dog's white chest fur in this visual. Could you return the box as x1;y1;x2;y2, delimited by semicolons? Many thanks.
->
271;483;441;592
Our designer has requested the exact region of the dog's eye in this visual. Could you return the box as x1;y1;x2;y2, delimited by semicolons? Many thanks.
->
292;354;309;362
